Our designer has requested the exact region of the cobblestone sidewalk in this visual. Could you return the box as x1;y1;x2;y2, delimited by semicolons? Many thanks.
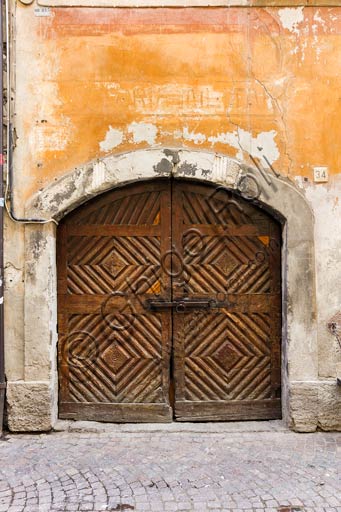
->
0;426;340;512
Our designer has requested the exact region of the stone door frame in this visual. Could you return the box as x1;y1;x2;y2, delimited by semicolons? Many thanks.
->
7;148;317;431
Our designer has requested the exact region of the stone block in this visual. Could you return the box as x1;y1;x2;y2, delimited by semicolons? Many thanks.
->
289;380;341;432
317;381;341;431
289;381;318;432
7;381;54;432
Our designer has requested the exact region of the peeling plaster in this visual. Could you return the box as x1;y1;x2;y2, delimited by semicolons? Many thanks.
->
311;10;327;61
99;126;124;152
278;7;304;34
183;127;206;144
313;10;326;29
128;122;158;145
208;128;279;165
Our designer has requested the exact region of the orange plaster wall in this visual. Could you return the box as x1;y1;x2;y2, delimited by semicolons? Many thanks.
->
14;5;341;200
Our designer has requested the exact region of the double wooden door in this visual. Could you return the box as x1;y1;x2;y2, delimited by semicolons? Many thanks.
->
58;179;282;422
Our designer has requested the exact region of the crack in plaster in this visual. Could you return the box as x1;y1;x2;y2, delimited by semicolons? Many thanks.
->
254;78;293;176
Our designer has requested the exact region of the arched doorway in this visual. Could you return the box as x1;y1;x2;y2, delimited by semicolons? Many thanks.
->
57;178;282;422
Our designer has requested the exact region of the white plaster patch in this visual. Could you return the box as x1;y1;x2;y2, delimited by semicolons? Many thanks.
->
253;131;280;164
92;161;107;189
305;180;341;250
183;127;206;145
311;10;327;62
128;122;158;145
313;10;326;29
294;176;307;189
212;155;240;186
30;118;74;153
266;96;273;111
99;126;124;152
278;7;304;34
208;128;279;165
103;149;171;183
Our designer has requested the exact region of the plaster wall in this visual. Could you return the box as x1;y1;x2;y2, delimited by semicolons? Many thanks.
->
4;0;341;431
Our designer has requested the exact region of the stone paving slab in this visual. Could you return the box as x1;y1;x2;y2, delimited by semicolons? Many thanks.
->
0;429;340;511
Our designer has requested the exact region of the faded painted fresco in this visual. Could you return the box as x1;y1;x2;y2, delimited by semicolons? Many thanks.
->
14;5;341;202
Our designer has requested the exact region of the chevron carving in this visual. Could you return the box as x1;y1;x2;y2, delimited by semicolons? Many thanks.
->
59;181;281;421
67;236;161;295
174;184;281;418
76;191;161;225
61;312;164;403
182;191;255;226
182;234;274;294
182;310;272;401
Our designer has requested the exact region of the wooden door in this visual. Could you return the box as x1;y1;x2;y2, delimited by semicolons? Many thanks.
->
58;180;173;422
172;181;282;421
58;178;281;423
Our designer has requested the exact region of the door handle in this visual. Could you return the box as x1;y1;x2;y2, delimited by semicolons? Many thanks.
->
145;298;223;312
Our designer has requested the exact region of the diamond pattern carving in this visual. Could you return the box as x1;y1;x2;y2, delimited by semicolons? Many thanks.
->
67;236;161;295
182;311;272;401
58;180;281;422
61;312;164;403
58;182;171;421
102;343;130;373
173;182;281;420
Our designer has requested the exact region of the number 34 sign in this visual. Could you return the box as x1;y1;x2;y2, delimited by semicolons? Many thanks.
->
314;166;329;183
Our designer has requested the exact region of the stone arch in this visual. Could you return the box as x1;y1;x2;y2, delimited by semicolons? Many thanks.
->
18;149;317;431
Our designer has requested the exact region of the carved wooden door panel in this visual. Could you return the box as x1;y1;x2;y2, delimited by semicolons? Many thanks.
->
58;178;282;422
58;180;173;422
171;181;282;421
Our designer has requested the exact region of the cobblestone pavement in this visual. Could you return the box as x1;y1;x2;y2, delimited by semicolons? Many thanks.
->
0;426;340;512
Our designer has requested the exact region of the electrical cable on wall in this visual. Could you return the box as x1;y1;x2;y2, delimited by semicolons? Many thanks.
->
4;0;58;226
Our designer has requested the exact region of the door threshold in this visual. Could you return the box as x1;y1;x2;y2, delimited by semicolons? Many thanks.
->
54;419;288;434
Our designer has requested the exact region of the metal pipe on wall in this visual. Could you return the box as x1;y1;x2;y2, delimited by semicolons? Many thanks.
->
0;0;6;434
0;0;59;432
0;0;59;433
4;0;57;225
